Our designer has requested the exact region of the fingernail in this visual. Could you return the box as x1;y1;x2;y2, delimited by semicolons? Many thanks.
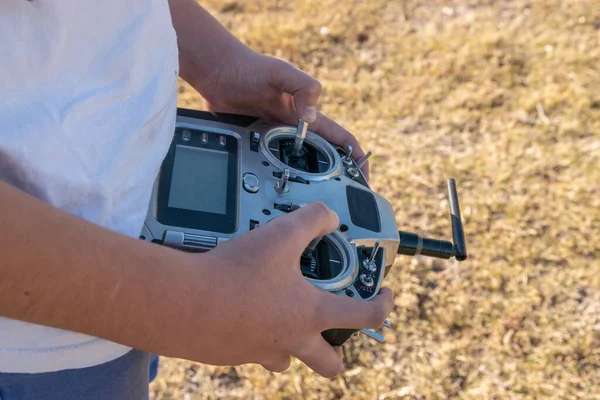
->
302;106;317;123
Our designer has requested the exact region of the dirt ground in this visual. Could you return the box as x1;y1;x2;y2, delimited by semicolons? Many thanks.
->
150;0;600;398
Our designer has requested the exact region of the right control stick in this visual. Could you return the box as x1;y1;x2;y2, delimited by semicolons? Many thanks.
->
397;178;468;261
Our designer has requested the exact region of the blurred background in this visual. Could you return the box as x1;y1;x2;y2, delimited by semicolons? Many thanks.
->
150;0;600;398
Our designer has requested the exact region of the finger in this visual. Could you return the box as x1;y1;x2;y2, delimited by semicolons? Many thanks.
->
267;58;322;123
264;202;339;257
318;287;394;330
261;354;292;373
310;112;369;181
294;336;343;378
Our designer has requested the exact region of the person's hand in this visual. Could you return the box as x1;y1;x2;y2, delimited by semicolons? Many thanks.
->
192;49;370;180
177;202;392;377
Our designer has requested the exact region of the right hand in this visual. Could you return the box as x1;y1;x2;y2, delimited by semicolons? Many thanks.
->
179;202;393;378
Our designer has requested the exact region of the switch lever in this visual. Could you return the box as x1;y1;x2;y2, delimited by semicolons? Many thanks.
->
367;240;381;265
342;145;354;165
360;329;384;343
363;240;381;273
347;151;371;178
355;151;372;170
275;168;290;194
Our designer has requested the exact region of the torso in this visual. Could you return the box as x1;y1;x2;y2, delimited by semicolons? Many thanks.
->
0;0;179;373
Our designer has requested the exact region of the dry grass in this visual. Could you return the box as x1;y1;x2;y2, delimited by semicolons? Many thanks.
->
151;0;600;398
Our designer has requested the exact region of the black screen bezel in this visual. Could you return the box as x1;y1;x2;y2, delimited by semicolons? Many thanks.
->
156;127;238;234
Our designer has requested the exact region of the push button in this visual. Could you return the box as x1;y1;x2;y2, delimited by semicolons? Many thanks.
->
242;173;259;193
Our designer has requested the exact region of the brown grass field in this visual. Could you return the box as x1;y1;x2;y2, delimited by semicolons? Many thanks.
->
150;0;600;398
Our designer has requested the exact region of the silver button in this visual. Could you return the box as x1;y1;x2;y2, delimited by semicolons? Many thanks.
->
182;130;191;141
242;173;259;193
201;133;208;144
218;136;226;147
363;260;377;273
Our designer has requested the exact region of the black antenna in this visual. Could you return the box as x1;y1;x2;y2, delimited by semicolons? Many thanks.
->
447;178;467;261
397;178;468;261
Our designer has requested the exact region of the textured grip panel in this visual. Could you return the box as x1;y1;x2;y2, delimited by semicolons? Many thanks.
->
346;186;381;232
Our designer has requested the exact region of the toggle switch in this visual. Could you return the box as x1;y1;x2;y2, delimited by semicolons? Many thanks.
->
342;145;354;166
250;131;260;152
363;240;381;273
275;168;290;194
347;151;372;179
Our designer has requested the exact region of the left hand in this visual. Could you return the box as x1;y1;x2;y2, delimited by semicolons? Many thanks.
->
191;49;369;180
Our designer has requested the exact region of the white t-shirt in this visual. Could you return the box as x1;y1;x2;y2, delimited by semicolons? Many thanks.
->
0;0;179;373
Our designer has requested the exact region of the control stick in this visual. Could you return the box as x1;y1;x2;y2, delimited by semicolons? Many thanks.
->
302;235;323;258
293;119;309;156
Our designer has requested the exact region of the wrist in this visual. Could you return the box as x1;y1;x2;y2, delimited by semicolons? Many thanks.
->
151;249;237;360
181;44;256;96
169;0;254;91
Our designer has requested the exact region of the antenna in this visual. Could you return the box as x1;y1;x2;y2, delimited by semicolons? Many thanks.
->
397;178;468;261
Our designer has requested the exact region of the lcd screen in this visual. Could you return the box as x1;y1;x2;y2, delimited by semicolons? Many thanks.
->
167;145;228;214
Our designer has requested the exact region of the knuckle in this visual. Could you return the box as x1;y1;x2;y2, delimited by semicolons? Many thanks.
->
307;79;323;97
309;202;338;230
310;79;323;96
310;201;330;218
304;77;323;99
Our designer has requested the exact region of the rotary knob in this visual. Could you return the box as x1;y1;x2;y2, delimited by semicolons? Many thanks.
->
359;273;374;288
242;173;259;193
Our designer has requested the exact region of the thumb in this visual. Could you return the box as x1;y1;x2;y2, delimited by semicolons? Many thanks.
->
268;58;322;123
263;202;339;257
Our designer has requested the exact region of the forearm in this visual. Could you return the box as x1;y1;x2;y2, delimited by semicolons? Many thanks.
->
168;0;251;89
0;181;204;357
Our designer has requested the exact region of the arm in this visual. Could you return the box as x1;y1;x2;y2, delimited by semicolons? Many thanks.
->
168;0;370;179
0;181;392;376
167;0;249;91
0;180;205;358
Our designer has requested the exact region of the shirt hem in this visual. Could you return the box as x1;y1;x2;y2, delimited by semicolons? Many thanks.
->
0;340;132;374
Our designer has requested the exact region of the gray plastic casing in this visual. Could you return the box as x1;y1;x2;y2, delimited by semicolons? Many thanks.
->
141;114;400;300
